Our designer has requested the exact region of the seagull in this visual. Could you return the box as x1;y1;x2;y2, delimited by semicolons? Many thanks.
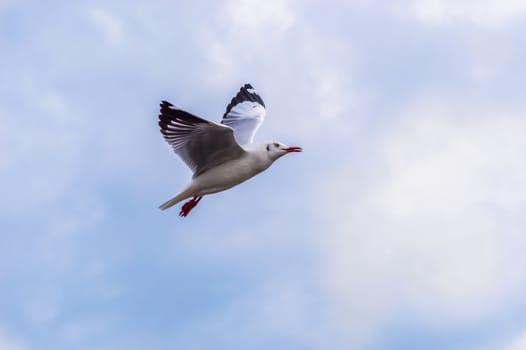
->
158;83;302;217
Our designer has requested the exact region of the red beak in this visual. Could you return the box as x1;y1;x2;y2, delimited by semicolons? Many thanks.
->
282;146;303;153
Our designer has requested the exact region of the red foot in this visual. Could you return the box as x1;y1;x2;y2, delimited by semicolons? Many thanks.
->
179;196;202;217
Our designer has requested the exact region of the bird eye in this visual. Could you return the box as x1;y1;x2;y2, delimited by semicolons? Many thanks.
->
274;143;279;148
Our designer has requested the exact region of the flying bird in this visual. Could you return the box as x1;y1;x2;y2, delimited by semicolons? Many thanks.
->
158;83;302;217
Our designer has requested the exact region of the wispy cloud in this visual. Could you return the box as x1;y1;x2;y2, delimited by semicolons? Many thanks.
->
87;7;125;46
407;0;526;27
224;0;295;36
0;91;82;217
345;0;526;27
502;330;526;350
0;327;27;350
319;97;526;346
2;1;526;349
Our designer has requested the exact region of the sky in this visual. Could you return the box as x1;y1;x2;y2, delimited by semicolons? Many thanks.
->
1;0;526;349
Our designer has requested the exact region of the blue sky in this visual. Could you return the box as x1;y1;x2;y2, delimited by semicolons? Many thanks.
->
2;0;526;349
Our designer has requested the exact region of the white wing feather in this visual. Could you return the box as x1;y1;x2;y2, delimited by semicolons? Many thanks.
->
221;84;266;145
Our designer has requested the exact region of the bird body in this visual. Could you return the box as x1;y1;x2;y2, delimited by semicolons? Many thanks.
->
159;145;270;210
157;84;301;216
193;145;271;193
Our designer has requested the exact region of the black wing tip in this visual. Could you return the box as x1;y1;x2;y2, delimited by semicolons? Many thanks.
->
160;100;180;113
159;101;175;117
158;101;210;126
159;100;183;116
158;114;172;125
223;84;266;118
240;83;257;95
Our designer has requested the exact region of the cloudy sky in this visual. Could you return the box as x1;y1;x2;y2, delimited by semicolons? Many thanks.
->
2;0;526;349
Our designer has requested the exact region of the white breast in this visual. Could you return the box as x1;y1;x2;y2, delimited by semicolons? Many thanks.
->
190;151;272;196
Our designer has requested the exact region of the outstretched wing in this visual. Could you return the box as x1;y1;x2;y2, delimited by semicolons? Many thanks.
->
221;83;266;145
159;101;245;177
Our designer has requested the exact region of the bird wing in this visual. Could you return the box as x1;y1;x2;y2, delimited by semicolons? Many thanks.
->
221;83;266;145
159;101;246;177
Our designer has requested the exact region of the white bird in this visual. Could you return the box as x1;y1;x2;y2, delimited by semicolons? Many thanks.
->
158;83;302;217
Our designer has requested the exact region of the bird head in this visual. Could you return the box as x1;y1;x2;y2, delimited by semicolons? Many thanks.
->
265;141;302;161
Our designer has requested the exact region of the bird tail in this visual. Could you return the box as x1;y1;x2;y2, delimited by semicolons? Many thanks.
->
158;188;194;211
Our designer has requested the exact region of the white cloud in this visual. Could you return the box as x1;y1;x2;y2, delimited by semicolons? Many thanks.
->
88;7;125;45
404;0;526;27
318;72;344;121
224;0;295;36
503;330;526;350
198;1;362;144
199;0;296;86
0;90;82;217
0;0;14;11
0;328;27;350
346;0;526;27
192;277;332;349
199;39;237;88
319;99;526;345
3;1;525;349
22;291;60;327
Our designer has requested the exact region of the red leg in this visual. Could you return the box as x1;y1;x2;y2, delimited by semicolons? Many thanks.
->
179;196;203;217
